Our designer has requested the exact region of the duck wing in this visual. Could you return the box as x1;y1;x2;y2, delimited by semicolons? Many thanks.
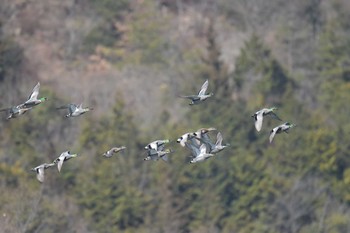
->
269;112;282;121
196;133;214;151
0;107;11;112
269;127;278;143
198;80;209;96
56;158;64;173
158;144;166;151
215;132;223;146
68;104;78;114
179;95;199;101
110;147;120;153
36;166;45;183
189;135;201;148
254;111;264;132
185;141;200;158
27;82;40;101
56;104;77;113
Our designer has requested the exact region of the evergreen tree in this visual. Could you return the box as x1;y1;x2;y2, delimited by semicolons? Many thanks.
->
75;96;151;232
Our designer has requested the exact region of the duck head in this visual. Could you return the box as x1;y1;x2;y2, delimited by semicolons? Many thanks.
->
82;107;93;113
40;97;48;102
200;127;216;134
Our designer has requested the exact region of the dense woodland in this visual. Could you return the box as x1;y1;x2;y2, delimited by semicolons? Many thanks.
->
0;0;350;232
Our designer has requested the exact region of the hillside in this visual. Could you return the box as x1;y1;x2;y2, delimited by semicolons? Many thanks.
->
0;0;350;232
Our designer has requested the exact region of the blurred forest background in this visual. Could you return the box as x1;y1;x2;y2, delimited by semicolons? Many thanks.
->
0;0;350;232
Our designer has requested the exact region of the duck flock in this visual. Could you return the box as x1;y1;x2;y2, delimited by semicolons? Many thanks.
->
0;80;295;183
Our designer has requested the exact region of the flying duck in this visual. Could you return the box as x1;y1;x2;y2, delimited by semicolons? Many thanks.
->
143;149;172;162
144;139;170;151
0;105;32;120
185;142;214;163
31;162;55;183
196;131;229;154
20;82;47;108
53;151;78;172
252;107;282;132
102;146;126;158
57;103;93;117
179;80;213;105
269;122;296;143
177;132;197;147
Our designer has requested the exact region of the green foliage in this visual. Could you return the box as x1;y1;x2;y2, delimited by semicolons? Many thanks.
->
75;96;152;232
88;0;129;20
82;0;129;53
2;1;350;232
126;0;171;66
234;34;294;108
83;23;121;53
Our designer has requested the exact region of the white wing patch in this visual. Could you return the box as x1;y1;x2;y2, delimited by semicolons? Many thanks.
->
36;167;45;183
255;112;264;132
198;80;208;96
28;82;40;100
57;158;64;173
269;128;277;143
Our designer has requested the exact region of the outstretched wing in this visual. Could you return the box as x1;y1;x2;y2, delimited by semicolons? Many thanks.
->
198;80;208;96
270;112;282;121
185;141;200;158
196;133;214;151
158;144;166;152
179;95;199;101
0;107;11;112
56;105;68;110
255;112;264;132
269;128;277;143
68;104;77;114
215;132;223;146
110;147;119;153
56;158;64;173
36;167;45;183
28;82;40;101
111;147;125;153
